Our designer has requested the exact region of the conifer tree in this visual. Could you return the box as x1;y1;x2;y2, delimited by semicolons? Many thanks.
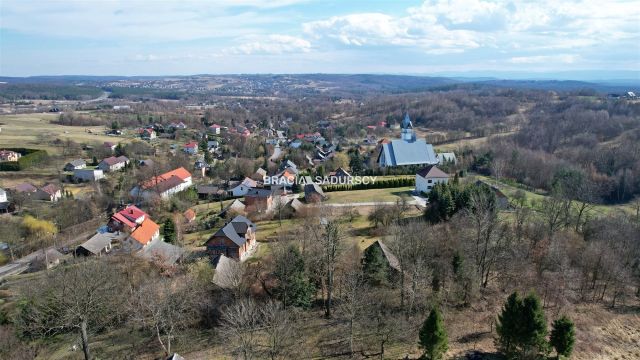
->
163;218;176;243
550;316;575;359
362;243;389;285
497;292;549;359
496;292;522;357
419;308;448;360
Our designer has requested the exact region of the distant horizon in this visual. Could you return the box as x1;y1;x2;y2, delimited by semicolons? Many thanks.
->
1;71;638;84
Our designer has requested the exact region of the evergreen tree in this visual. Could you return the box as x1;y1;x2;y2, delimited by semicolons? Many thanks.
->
496;292;522;358
163;218;176;243
419;308;448;360
273;246;314;309
550;316;575;359
92;156;98;166
114;143;126;157
497;292;549;359
520;293;548;356
362;243;389;285
451;251;462;276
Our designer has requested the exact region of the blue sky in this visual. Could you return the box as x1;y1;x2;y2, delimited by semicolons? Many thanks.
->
1;0;639;79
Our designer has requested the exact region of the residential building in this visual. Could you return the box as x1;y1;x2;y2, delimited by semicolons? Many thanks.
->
377;113;438;167
415;165;449;194
130;167;193;201
97;155;129;172
75;232;125;257
140;128;156;140
183;141;199;154
73;168;105;182
64;159;86;171
304;181;326;203
0;188;6;203
229;177;258;197
221;199;246;216
123;218;160;251
208;124;222;134
329;167;351;181
108;205;149;232
35;184;62;202
183;208;196;223
244;188;277;213
103;141;117;152
0;150;21;162
204;215;257;261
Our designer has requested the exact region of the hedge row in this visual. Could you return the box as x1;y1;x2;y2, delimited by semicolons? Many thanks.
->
322;177;414;192
0;148;49;171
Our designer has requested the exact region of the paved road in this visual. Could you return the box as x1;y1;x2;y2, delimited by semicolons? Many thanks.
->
0;225;100;281
320;196;427;208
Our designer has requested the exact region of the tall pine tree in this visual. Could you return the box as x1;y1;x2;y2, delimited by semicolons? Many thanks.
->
362;242;389;285
163;218;176;243
550;316;575;359
496;292;549;359
496;292;522;357
419;308;448;360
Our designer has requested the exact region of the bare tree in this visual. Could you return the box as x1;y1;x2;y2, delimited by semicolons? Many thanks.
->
337;266;368;356
16;259;126;360
130;277;200;356
260;300;296;360
220;298;261;360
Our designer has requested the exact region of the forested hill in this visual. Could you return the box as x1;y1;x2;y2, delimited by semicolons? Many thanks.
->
1;74;637;100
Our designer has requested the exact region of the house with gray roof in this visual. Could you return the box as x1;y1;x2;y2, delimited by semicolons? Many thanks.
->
64;159;87;171
377;113;438;168
204;215;257;261
75;232;125;257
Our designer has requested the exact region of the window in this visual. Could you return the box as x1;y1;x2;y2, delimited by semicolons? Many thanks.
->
427;179;432;183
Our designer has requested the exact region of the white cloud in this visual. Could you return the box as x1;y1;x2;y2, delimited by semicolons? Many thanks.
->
224;35;312;55
303;0;640;55
304;12;480;53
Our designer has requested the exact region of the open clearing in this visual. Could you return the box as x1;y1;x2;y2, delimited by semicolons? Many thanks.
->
325;186;414;204
0;113;128;155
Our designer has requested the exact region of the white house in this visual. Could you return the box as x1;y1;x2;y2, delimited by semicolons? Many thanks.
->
73;169;105;182
183;141;199;155
229;177;258;197
97;156;129;172
130;167;193;201
415;165;449;194
208;124;222;134
35;184;62;202
0;187;7;202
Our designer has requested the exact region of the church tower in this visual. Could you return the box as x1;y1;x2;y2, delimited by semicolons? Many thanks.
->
400;112;416;142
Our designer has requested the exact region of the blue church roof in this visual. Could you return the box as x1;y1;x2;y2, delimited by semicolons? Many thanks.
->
401;113;413;129
380;139;438;166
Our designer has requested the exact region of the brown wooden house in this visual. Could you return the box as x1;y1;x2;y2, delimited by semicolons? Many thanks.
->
204;215;257;261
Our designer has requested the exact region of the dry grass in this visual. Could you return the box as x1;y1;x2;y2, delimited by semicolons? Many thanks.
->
0;113;129;155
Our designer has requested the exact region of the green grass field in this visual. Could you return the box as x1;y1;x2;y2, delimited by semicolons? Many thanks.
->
324;186;414;204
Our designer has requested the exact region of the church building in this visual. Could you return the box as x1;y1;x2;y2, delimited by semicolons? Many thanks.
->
377;113;438;168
